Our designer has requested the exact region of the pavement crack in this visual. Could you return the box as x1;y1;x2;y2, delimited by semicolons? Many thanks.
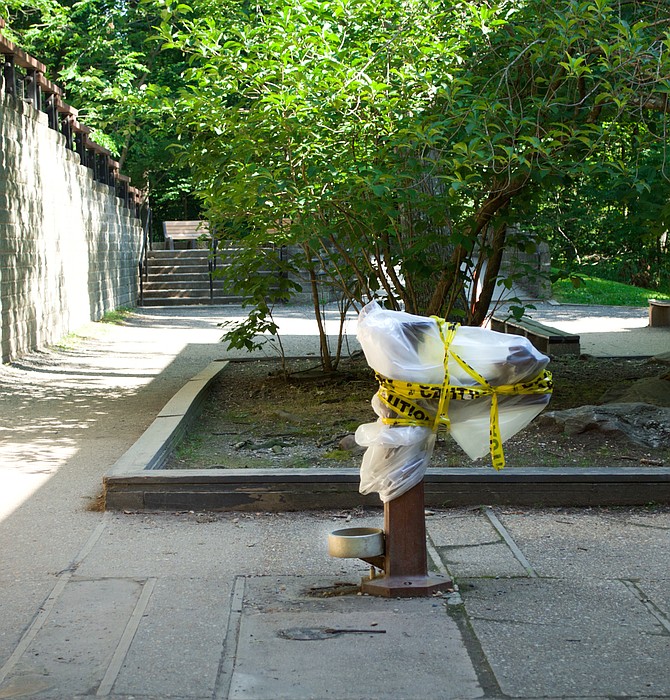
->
483;506;538;578
214;575;246;699
621;579;670;635
426;530;453;579
469;614;553;628
629;522;670;531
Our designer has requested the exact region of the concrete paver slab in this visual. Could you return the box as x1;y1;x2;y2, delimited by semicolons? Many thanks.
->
0;577;147;699
228;576;483;700
462;577;670;698
434;540;528;580
494;509;670;580
113;577;231;698
426;510;500;548
427;511;529;579
75;512;378;582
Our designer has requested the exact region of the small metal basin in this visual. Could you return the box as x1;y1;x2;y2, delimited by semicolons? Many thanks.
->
328;527;385;559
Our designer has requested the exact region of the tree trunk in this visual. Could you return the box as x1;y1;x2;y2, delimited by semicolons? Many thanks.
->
303;244;333;372
470;221;508;326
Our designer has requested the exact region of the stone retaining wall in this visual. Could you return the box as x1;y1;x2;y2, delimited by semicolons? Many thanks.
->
0;92;142;362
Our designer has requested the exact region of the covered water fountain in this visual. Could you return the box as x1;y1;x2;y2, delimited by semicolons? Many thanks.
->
329;301;553;597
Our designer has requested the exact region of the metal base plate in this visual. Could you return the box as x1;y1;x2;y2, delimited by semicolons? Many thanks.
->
360;573;453;598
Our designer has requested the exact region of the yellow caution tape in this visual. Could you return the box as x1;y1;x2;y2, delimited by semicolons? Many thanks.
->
374;318;553;470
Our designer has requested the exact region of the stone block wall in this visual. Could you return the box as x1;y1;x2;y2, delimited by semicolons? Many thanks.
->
0;92;142;362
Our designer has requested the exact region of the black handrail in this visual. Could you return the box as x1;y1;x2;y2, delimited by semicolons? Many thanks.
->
138;203;152;305
208;235;218;303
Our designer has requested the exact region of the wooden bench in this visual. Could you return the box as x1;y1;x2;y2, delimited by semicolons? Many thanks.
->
162;221;210;250
491;315;580;356
649;299;670;328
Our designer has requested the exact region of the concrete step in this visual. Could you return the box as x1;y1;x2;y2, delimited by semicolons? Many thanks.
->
143;275;210;289
144;270;211;279
146;265;209;275
138;247;266;307
140;288;218;299
140;296;243;306
143;287;213;296
144;274;210;284
149;246;252;256
147;254;209;262
147;249;210;258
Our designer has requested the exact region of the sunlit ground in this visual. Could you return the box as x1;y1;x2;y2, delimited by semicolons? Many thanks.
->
0;370;156;523
0;303;662;523
217;307;361;358
535;315;649;334
0;307;358;523
0;319;198;524
0;444;78;521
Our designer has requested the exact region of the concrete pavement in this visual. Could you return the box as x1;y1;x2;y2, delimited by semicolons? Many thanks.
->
521;301;670;357
0;304;669;699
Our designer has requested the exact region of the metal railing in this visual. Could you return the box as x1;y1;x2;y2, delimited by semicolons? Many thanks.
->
138;205;152;306
0;18;142;217
208;237;219;302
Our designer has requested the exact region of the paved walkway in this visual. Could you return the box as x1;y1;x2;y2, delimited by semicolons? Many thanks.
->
0;304;668;699
522;301;670;357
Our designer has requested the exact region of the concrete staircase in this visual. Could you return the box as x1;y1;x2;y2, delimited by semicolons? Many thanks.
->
139;249;242;306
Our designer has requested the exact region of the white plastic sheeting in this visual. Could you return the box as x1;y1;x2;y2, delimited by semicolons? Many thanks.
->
355;301;552;502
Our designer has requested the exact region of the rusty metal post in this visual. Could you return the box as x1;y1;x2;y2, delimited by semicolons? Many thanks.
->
60;113;73;150
45;92;58;130
360;481;452;597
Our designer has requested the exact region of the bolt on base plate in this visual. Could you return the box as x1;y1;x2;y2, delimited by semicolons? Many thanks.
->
360;573;453;598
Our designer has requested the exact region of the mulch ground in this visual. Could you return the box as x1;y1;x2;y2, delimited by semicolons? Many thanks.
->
165;354;669;470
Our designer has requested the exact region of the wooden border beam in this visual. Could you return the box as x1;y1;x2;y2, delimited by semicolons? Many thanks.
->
55;96;78;117
35;72;62;96
0;34;48;73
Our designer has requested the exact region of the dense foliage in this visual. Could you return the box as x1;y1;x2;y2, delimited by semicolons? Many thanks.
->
3;0;669;368
161;0;670;331
0;0;198;229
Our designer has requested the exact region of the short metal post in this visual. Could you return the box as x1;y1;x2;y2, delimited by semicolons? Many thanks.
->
75;130;86;164
3;54;15;97
45;92;58;129
61;114;73;150
360;481;452;597
25;68;40;107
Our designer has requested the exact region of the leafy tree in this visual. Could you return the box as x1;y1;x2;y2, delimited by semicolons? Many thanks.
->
0;0;199;232
161;0;670;351
5;0;669;367
529;141;670;290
